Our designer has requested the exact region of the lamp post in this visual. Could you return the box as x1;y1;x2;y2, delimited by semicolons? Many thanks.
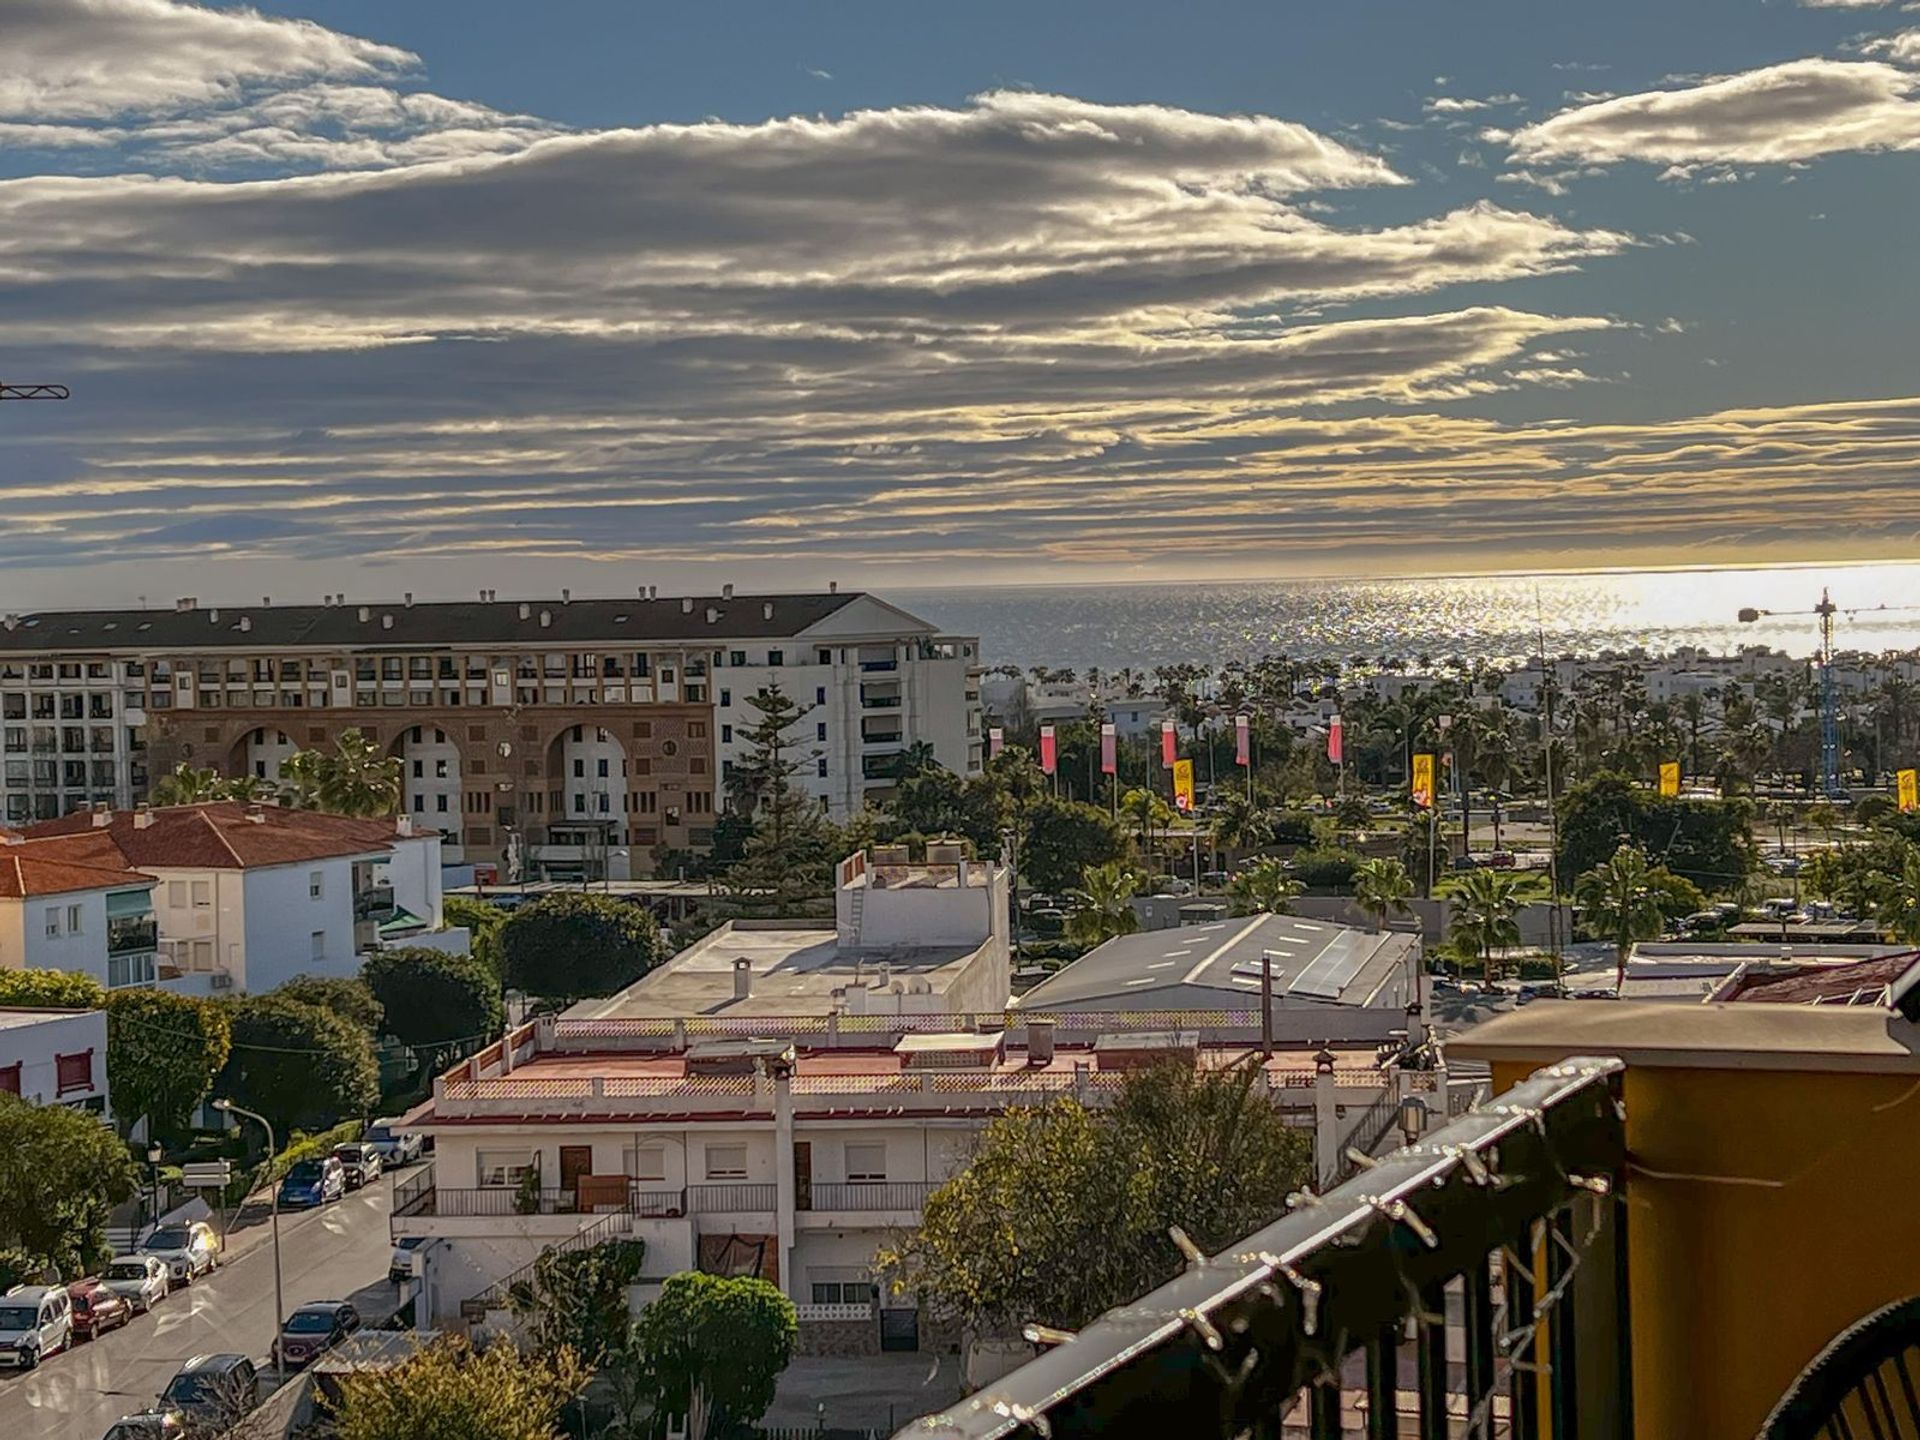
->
215;1098;286;1383
145;1141;163;1233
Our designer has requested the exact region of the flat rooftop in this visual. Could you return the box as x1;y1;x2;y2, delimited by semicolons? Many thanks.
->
565;922;988;1021
0;1007;94;1031
1017;913;1418;1012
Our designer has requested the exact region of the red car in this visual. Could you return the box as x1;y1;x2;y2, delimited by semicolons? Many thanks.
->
68;1278;135;1340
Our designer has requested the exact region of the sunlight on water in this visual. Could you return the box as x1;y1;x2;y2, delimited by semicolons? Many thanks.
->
896;561;1920;670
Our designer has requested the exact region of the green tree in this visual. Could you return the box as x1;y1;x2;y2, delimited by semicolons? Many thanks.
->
0;1093;138;1287
1119;786;1174;871
215;995;379;1137
330;1336;585;1440
1064;860;1143;947
0;968;105;1008
1574;843;1669;988
361;946;504;1050
500;892;661;1003
443;896;509;982
271;975;383;1033
148;763;229;806
103;989;232;1136
281;728;402;817
1351;857;1415;932
623;1271;798;1440
1444;868;1526;985
1556;771;1755;893
1874;844;1920;944
1227;856;1303;916
883;1060;1310;1334
724;683;836;910
1020;797;1126;893
1644;866;1707;921
509;1237;649;1365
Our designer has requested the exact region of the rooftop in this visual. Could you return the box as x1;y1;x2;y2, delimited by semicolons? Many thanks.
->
0;591;881;652
0;1006;98;1031
20;802;424;870
0;848;157;898
1016;913;1419;1012
1721;951;1920;1006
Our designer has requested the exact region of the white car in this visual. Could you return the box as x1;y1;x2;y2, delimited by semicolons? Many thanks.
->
0;1285;72;1370
103;1255;171;1314
140;1221;220;1288
364;1118;422;1167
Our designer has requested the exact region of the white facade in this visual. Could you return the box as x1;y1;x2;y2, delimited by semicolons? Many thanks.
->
0;881;159;991
0;1007;109;1113
398;725;463;833
0;657;148;822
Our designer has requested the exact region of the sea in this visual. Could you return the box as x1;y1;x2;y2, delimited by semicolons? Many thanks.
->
893;560;1920;672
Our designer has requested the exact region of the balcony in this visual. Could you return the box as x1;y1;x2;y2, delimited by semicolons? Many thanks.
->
688;1182;776;1213
394;1169;690;1224
803;1181;935;1212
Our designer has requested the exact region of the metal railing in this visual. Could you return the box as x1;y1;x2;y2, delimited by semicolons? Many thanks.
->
689;1183;777;1213
462;1204;638;1322
392;1163;435;1218
895;1055;1630;1440
804;1181;937;1212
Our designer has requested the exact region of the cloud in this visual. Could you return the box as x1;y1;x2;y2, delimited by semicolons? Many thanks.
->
1503;58;1920;171
1424;93;1526;115
1799;0;1894;8
0;0;413;121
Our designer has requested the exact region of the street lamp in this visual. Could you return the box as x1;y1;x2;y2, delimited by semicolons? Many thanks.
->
145;1142;163;1232
214;1098;286;1383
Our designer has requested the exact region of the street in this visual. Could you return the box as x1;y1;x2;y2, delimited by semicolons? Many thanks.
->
0;1183;395;1440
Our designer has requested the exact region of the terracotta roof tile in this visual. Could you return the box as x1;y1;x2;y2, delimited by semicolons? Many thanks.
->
0;850;156;898
1722;952;1920;1006
21;802;407;870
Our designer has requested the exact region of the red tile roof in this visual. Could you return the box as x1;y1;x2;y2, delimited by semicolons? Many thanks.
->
1721;952;1920;1006
21;803;410;871
0;849;156;898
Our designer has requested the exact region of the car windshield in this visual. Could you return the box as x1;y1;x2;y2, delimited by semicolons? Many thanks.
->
286;1311;337;1333
147;1227;191;1249
365;1126;392;1142
285;1162;323;1183
332;1146;361;1160
0;1306;38;1329
162;1373;224;1406
107;1261;147;1279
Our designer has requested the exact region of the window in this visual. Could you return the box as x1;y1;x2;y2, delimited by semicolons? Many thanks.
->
436;794;449;813
818;648;833;666
626;1146;667;1182
810;1281;876;1306
435;759;449;779
704;1145;748;1180
817;758;829;777
729;650;747;668
719;689;731;708
687;720;707;739
54;1050;93;1097
845;1143;887;1182
477;1151;533;1188
412;794;424;813
411;760;423;778
816;686;827;705
574;794;586;813
309;871;324;899
191;880;211;908
768;649;784;667
597;792;610;814
66;904;82;934
310;930;325;962
721;724;732;744
44;907;60;938
167;880;187;908
816;722;827;742
597;758;609;779
573;758;584;778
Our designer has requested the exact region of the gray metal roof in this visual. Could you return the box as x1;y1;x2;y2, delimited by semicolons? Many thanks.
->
1016;913;1418;1012
0;592;874;653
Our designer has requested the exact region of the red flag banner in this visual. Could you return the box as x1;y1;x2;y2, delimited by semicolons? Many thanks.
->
1235;714;1250;767
1161;719;1177;768
1039;725;1057;775
988;726;1003;760
1328;714;1344;766
1100;722;1116;774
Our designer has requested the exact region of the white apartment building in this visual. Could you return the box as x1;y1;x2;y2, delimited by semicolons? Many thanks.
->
0;841;160;989
14;804;448;996
0;1007;110;1115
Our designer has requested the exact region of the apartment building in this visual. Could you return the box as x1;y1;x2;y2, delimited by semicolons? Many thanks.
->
0;589;982;877
12;803;447;995
0;1008;109;1115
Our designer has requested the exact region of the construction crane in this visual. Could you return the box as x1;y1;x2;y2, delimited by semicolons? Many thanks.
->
0;383;70;401
1739;588;1920;798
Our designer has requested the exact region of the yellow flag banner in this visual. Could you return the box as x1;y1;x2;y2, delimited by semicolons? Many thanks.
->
1658;761;1680;798
1412;752;1435;809
1900;768;1918;814
1172;758;1196;812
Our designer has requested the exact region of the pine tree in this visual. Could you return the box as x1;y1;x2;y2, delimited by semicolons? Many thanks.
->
724;684;833;911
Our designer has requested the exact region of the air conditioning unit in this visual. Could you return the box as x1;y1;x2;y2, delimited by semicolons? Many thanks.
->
209;972;234;991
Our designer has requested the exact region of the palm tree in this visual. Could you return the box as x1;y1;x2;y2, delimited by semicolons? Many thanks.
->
1065;861;1144;947
1351;857;1414;933
1874;844;1920;944
1445;868;1525;985
149;763;228;806
288;727;402;817
1227;857;1303;916
1574;843;1667;989
1120;786;1173;872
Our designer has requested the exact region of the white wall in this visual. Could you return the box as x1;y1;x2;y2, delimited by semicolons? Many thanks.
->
240;857;361;992
398;726;463;839
152;865;247;986
4;889;112;982
0;1008;108;1110
380;832;445;931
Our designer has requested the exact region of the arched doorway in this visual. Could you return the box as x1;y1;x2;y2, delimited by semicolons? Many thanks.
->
235;726;298;787
535;723;632;881
390;724;464;853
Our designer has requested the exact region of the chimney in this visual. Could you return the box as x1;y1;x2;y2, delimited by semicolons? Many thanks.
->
519;603;531;620
357;606;371;622
239;616;252;632
649;586;658;599
732;957;752;1001
538;609;552;628
1028;1019;1055;1066
176;597;196;611
404;592;413;607
681;597;695;614
829;581;839;594
262;596;271;607
91;802;111;827
722;583;734;600
134;805;154;830
2;616;15;631
381;614;394;630
395;814;413;837
762;602;774;621
208;608;219;624
561;588;571;604
706;607;720;624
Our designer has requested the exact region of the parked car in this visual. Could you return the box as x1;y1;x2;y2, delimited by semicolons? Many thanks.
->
1450;854;1479;871
390;1235;427;1285
331;1142;383;1191
0;1285;72;1370
278;1156;346;1209
140;1221;220;1287
68;1278;134;1340
364;1118;422;1167
271;1301;361;1369
102;1256;171;1314
157;1354;260;1429
100;1414;185;1440
1486;850;1516;869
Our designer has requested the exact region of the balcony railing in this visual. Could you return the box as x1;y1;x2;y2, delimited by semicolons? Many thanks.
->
895;1055;1629;1440
688;1182;776;1213
394;1167;690;1223
803;1181;936;1212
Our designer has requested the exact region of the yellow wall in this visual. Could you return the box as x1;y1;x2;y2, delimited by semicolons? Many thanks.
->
1491;1058;1920;1438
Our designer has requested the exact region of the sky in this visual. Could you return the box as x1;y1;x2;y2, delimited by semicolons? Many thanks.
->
5;0;1920;606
